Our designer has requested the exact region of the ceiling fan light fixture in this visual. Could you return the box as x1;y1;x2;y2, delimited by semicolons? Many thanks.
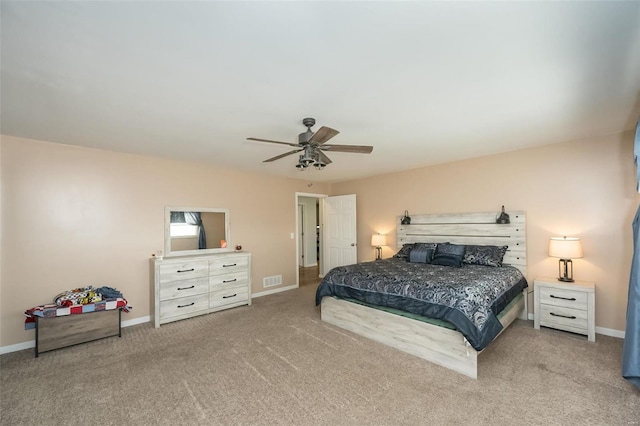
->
312;150;326;170
296;155;308;170
301;146;315;166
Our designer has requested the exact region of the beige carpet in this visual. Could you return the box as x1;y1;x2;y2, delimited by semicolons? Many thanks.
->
2;284;639;425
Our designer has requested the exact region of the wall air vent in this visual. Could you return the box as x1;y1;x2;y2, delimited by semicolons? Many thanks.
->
263;275;282;288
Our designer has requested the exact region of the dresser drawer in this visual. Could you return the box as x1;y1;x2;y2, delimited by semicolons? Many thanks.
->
159;294;209;320
159;276;209;301
159;260;209;283
209;271;249;289
539;287;588;310
539;304;588;333
209;284;248;308
209;256;248;276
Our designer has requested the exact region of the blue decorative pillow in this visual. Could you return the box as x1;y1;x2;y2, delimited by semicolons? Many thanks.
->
408;243;436;263
431;243;466;267
393;243;415;259
463;245;508;267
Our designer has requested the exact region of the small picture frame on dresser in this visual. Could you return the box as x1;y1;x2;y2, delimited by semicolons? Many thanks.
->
533;277;595;342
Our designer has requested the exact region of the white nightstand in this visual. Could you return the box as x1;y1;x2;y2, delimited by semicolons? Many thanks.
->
533;277;595;342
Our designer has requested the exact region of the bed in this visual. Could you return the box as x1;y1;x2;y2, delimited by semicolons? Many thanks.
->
316;211;528;379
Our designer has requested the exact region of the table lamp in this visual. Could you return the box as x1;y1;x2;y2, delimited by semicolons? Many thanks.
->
371;233;387;260
549;236;583;282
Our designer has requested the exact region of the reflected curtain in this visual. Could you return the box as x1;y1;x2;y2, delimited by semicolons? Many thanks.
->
184;212;207;250
624;118;640;388
170;211;185;223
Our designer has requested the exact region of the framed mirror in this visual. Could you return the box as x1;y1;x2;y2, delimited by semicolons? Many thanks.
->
165;206;230;257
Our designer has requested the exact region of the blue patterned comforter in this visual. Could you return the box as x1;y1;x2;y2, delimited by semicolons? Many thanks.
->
315;258;528;351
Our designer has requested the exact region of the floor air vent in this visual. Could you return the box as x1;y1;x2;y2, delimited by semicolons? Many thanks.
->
263;275;282;288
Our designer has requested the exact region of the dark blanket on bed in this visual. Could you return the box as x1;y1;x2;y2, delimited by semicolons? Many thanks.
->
315;258;528;351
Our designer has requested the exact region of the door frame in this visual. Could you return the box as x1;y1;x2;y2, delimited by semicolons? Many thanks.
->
298;204;305;266
295;192;328;288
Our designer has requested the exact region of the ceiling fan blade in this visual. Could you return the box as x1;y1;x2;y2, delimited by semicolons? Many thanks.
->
247;137;300;147
321;144;373;154
263;149;303;163
317;149;333;165
308;126;339;145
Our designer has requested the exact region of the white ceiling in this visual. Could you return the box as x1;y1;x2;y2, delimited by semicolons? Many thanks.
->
2;1;639;183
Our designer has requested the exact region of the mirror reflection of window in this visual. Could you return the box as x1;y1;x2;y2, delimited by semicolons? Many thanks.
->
166;208;229;255
170;223;198;237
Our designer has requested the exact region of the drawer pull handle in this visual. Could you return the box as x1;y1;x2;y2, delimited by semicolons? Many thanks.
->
223;279;237;283
177;302;195;308
222;293;237;299
177;285;195;291
177;268;195;273
550;295;576;301
223;263;237;267
549;312;577;319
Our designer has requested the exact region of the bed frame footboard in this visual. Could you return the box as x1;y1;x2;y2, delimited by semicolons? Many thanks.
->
321;290;525;379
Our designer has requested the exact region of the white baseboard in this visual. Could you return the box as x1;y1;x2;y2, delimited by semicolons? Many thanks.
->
0;340;34;355
252;284;298;298
0;315;152;356
122;315;150;328
596;326;625;339
526;313;624;339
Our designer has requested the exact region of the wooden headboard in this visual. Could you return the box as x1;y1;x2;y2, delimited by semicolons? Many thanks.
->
396;211;527;275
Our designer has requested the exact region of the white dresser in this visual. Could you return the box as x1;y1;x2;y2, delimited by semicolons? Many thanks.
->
153;252;251;327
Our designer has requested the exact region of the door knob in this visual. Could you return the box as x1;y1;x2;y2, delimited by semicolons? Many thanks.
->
351;243;356;246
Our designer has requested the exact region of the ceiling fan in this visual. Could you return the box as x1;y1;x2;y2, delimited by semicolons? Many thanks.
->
247;118;374;171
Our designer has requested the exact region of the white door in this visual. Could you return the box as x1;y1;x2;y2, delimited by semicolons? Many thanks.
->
324;194;357;272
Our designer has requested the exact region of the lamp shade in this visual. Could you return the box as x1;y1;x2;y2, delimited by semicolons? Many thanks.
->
371;234;387;247
549;236;583;259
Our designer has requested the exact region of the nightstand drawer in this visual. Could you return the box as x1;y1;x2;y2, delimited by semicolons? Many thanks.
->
539;287;588;310
539;304;588;333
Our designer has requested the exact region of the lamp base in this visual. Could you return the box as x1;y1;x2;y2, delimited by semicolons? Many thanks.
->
375;246;382;261
557;258;574;282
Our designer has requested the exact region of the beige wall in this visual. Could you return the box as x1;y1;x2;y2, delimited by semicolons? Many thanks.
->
2;131;635;348
334;131;638;333
0;136;331;347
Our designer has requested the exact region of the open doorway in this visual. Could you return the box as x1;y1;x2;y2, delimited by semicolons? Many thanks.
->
296;192;326;287
295;192;358;288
